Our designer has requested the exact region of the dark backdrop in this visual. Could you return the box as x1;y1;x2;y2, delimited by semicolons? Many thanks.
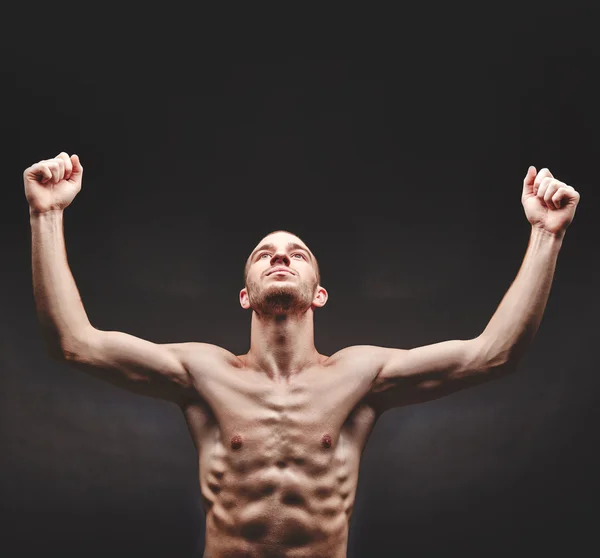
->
1;5;599;557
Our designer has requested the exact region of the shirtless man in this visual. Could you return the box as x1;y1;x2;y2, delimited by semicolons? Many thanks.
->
25;152;580;557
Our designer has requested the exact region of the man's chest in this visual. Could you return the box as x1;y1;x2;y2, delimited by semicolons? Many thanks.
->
182;360;380;466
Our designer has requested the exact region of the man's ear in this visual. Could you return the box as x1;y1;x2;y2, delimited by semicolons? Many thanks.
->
240;287;251;309
311;286;328;309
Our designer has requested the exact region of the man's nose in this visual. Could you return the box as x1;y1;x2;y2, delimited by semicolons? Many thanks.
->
270;252;290;265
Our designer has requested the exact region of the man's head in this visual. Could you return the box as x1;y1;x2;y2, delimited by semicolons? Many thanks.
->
240;230;328;316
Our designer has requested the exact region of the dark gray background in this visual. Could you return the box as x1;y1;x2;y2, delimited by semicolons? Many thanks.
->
1;5;599;557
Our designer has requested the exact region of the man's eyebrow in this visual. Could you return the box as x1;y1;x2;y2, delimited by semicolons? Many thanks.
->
250;243;276;259
250;242;312;260
287;242;311;255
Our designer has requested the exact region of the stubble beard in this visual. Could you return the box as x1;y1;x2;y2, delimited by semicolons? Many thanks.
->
247;278;316;317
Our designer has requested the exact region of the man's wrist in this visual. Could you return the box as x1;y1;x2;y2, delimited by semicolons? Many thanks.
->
29;208;64;219
530;225;564;245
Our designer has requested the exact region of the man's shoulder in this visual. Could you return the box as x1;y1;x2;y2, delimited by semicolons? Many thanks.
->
168;341;244;369
325;344;391;372
328;344;388;360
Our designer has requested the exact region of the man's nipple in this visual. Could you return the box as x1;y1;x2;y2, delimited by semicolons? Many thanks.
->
231;435;243;450
321;434;332;449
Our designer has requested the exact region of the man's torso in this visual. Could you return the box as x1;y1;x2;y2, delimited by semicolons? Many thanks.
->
178;344;384;558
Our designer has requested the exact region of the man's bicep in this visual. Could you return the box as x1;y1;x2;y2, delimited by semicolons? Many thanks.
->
62;329;196;402
370;338;509;408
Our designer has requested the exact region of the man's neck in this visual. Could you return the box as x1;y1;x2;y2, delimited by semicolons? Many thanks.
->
245;310;321;381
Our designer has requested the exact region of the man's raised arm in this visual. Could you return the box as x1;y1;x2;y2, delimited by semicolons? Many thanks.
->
26;152;196;403
366;166;581;409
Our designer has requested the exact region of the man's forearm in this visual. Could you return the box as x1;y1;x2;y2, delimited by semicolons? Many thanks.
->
478;226;563;368
30;209;93;358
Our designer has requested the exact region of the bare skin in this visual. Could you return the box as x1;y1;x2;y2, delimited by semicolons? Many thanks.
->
25;153;580;557
181;344;381;558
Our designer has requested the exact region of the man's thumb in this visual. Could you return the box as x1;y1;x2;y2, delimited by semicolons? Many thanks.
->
523;165;536;195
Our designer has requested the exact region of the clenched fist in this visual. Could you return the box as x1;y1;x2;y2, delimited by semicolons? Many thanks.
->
24;152;83;214
521;166;580;237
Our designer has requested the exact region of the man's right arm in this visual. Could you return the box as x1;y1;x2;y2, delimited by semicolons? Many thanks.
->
27;154;196;404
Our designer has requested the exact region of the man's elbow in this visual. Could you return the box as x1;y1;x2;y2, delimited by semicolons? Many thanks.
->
47;334;92;362
471;336;521;378
488;359;520;379
47;343;78;362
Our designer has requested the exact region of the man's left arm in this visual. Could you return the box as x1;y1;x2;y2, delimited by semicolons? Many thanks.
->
368;166;581;409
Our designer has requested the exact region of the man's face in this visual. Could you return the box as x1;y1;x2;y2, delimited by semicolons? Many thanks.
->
240;231;327;316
